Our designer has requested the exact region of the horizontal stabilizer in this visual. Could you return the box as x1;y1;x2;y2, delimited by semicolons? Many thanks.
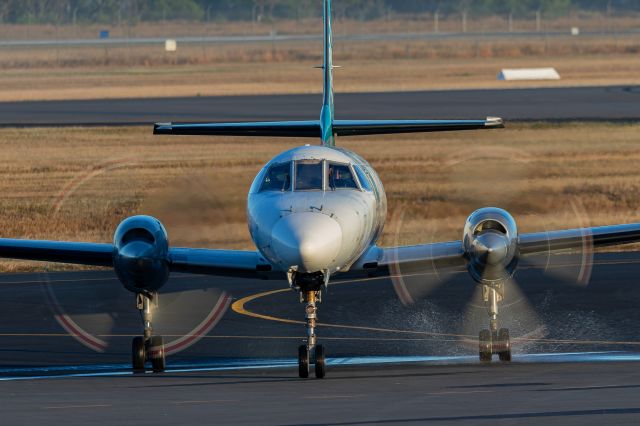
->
333;117;504;136
154;117;503;138
154;121;321;137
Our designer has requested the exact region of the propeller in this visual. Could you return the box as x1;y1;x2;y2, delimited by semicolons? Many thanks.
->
42;158;234;359
388;144;595;353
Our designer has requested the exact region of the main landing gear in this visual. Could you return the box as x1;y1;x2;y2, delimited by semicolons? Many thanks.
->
478;284;511;363
132;293;166;373
290;271;327;379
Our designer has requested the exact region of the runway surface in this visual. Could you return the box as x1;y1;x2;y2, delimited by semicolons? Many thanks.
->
1;252;640;424
1;85;639;127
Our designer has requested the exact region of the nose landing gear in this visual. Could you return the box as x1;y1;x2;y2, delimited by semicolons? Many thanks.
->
478;284;512;363
290;270;328;379
132;293;166;373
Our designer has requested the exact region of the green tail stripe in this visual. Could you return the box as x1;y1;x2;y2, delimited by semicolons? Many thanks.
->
320;0;334;147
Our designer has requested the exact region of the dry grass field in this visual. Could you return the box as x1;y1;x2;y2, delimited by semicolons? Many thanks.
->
1;35;639;101
1;122;639;272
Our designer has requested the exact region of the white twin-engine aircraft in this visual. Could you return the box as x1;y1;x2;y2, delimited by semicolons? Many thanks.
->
2;0;640;379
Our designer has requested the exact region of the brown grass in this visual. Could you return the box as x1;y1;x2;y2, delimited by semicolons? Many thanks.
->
1;122;639;272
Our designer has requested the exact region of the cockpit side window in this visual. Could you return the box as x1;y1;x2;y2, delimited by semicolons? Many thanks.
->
328;162;358;190
261;162;291;192
295;160;324;191
354;165;373;192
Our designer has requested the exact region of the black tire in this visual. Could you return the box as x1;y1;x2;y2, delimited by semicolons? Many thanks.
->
132;336;146;372
479;329;492;363
298;345;309;378
315;345;326;379
149;336;166;373
498;328;512;362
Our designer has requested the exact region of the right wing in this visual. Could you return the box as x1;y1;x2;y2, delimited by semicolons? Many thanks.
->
0;238;277;279
168;247;275;278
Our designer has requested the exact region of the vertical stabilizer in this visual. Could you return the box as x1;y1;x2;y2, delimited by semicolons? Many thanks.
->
154;0;504;140
320;0;335;147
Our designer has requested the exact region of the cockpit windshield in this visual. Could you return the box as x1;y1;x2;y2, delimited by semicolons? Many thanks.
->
260;159;364;193
295;160;324;191
328;162;358;190
261;162;291;192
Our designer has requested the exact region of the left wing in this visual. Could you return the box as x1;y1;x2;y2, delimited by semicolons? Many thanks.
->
351;242;466;276
350;223;640;276
518;223;640;255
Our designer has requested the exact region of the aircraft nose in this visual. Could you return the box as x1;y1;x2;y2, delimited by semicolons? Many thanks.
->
271;213;342;273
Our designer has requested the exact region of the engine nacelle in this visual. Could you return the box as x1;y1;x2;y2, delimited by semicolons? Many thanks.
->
462;207;518;284
113;215;170;293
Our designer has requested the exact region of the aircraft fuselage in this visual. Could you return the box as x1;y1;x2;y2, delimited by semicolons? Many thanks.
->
248;145;387;275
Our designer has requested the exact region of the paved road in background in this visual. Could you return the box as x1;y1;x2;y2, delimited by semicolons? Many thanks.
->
1;85;638;127
2;29;638;48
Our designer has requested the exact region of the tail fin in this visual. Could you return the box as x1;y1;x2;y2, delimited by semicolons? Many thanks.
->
320;0;335;147
154;0;504;141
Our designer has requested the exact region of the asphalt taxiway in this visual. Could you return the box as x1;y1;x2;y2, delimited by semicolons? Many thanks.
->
3;361;640;425
1;252;640;424
1;85;639;126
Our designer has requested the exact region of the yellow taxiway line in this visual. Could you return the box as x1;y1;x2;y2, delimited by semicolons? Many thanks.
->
231;278;640;346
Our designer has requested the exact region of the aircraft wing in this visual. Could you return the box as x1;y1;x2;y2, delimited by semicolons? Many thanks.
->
351;242;466;275
153;117;503;138
168;248;274;278
0;239;114;267
3;223;639;280
352;223;640;275
0;239;275;279
517;223;640;255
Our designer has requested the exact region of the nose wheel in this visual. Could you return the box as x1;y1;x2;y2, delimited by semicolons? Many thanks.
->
298;344;326;379
298;345;310;378
290;270;329;379
314;344;326;378
132;293;166;373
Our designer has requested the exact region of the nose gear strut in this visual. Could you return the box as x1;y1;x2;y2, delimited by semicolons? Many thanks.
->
290;270;328;379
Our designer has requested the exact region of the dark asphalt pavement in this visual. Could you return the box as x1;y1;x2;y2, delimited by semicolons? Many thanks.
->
1;86;639;127
0;252;639;424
